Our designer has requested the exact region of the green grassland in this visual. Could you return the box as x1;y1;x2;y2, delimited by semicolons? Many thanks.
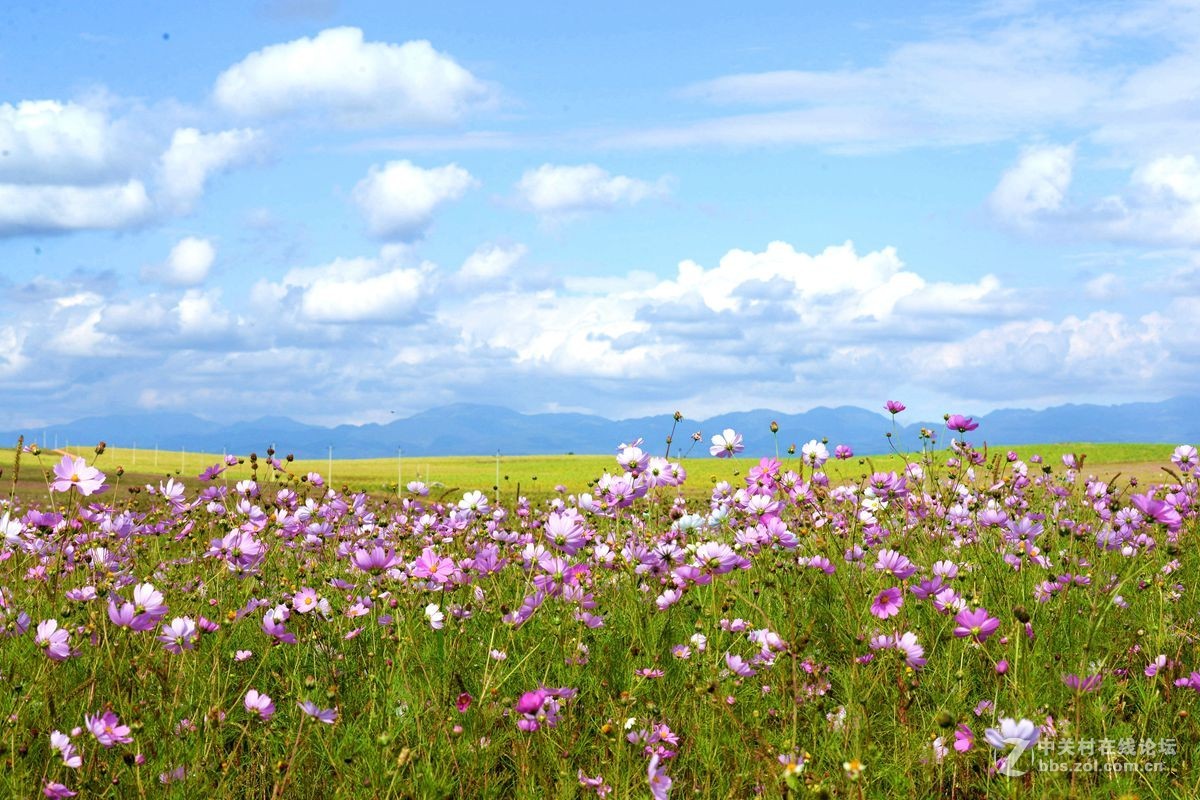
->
17;441;1179;505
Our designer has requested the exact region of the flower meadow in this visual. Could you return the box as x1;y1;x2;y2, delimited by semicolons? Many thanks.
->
1;408;1198;799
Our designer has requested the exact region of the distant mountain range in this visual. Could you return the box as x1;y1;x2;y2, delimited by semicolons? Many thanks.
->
4;398;1198;459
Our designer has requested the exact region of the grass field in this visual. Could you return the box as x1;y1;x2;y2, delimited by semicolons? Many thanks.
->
10;441;1181;505
2;432;1197;798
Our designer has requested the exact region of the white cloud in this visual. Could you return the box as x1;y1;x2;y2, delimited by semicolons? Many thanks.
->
1083;272;1122;300
459;242;526;281
0;99;132;183
0;180;150;234
988;144;1075;226
515;164;669;218
351;160;476;240
991;149;1200;245
158;237;216;286
157;127;265;213
213;27;492;127
261;245;435;324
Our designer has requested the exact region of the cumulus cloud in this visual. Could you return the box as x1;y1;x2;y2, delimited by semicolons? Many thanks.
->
258;245;435;324
351;160;476;240
213;27;492;127
988;144;1074;226
515;164;669;219
0;180;150;234
0;99;135;183
157;127;265;214
991;148;1200;245
155;237;216;286
459;242;527;281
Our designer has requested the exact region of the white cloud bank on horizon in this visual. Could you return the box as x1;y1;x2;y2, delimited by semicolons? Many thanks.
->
0;235;1193;427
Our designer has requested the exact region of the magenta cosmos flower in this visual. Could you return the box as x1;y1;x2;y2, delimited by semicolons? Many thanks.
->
50;455;106;496
35;619;71;661
884;400;906;415
85;710;133;748
709;429;744;458
953;608;1000;643
870;587;904;619
945;414;979;433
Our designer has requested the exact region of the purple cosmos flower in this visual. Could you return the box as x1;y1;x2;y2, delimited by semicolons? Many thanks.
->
49;731;82;768
298;701;338;724
953;608;1000;643
157;617;197;654
1130;494;1183;530
35;619;71;661
885;400;906;415
945;414;979;433
108;583;169;632
834;444;854;459
244;689;275;721
262;605;296;644
85;710;133;748
351;545;400;573
50;455;106;496
725;652;756;677
870;587;903;619
1062;673;1103;693
43;782;77;799
874;549;917;581
647;753;673;800
1173;671;1200;692
709;429;744;458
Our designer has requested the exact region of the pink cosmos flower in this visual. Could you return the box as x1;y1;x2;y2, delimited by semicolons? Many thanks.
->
50;455;106;496
725;652;756;677
945;414;979;433
870;587;903;619
953;724;974;752
36;619;71;661
298;701;338;724
411;547;456;584
157;617;197;654
292;587;319;614
351;545;400;573
244;689;275;721
108;583;169;631
85;710;133;748
234;650;253;662
893;631;926;669
49;731;82;768
709;429;744;458
885;400;906;414
647;753;673;800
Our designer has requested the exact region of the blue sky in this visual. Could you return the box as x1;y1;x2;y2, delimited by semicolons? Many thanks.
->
2;0;1198;426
